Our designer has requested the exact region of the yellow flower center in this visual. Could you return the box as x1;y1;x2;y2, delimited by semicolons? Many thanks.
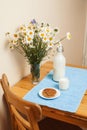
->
41;33;44;37
11;40;13;43
14;34;18;38
10;46;13;49
20;27;23;30
49;37;53;41
23;32;27;36
50;43;53;46
27;37;32;41
44;37;47;41
29;32;33;35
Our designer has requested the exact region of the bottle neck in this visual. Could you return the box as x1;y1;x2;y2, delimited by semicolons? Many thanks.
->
57;44;64;53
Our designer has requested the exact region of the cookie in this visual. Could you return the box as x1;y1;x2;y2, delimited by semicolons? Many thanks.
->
42;88;56;98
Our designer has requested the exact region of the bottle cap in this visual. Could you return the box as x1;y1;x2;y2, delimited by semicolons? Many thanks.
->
57;44;64;52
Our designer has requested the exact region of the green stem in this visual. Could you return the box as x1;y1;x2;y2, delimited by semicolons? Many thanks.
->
15;47;24;56
54;36;66;45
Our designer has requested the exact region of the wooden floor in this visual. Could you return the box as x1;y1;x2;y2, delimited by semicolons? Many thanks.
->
39;117;82;130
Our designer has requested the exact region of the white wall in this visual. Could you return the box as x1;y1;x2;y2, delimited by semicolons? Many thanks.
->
0;0;86;130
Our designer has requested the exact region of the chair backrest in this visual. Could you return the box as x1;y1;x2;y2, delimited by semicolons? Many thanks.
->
0;74;42;130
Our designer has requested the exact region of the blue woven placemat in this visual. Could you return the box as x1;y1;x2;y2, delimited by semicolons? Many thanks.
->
23;66;87;113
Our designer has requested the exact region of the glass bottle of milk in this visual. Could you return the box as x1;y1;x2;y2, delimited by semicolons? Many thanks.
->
53;44;66;81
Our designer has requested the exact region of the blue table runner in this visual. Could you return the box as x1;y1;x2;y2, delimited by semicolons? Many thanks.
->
23;66;87;113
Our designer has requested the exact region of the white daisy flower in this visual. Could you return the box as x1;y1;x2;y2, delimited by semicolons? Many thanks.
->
9;40;18;50
27;30;34;38
49;36;54;42
27;22;36;30
12;40;18;45
19;25;26;32
13;33;19;40
39;31;46;38
47;42;54;49
44;27;53;35
24;36;33;44
66;32;71;40
9;45;14;50
42;36;49;43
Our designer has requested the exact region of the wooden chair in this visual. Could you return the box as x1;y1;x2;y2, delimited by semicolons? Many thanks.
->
0;73;42;130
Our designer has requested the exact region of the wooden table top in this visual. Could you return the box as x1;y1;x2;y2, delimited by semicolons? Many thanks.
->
11;61;87;128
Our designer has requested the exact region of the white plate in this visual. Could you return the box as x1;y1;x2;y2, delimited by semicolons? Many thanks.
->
39;87;60;99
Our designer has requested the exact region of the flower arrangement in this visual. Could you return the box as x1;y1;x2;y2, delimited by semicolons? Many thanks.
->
6;19;59;64
6;19;71;64
6;19;71;84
